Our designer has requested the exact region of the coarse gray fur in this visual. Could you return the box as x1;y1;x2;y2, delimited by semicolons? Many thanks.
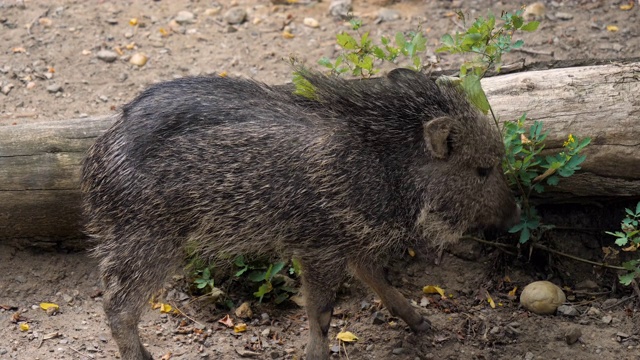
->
81;68;519;360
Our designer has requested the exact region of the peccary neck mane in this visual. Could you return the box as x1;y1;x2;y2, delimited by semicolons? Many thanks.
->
296;71;476;153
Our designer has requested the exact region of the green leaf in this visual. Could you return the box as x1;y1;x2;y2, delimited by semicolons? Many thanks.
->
626;208;636;217
373;46;386;60
460;74;491;114
292;72;317;100
395;32;407;47
271;262;286;278
381;36;390;45
546;175;559;186
511;40;524;49
521;21;540;32
337;33;358;50
615;236;629;247
512;15;524;29
519;226;530;243
248;271;267;282
274;292;290;304
441;33;454;46
254;282;273;301
318;57;334;69
619;272;637;286
509;222;524;233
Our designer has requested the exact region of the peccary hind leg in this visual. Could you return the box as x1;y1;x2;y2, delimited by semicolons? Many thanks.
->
351;261;431;332
301;259;347;360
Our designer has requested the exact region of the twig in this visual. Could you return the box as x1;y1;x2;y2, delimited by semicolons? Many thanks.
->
512;48;554;57
602;295;634;310
171;303;207;329
464;236;626;271
531;243;626;271
461;236;517;256
69;346;94;359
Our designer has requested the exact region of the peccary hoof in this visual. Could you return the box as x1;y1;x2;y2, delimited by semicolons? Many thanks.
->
410;318;432;333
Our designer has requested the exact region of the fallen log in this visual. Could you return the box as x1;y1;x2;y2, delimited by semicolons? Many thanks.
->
1;61;639;246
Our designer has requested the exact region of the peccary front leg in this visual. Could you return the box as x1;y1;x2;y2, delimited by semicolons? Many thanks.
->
300;258;347;360
350;261;431;332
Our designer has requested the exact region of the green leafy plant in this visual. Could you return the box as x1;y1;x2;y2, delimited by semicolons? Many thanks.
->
234;256;298;304
502;117;591;243
435;10;539;114
606;202;640;285
193;266;216;294
316;18;428;78
435;10;592;244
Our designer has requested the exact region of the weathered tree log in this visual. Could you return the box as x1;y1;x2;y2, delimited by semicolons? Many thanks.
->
1;62;639;246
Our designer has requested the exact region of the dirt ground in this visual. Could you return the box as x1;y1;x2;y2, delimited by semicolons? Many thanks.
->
1;0;640;359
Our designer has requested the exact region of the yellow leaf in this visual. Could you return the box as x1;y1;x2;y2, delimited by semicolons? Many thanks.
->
282;31;295;39
606;25;619;32
520;134;531;144
159;28;169;37
407;248;416;257
39;303;59;311
622;243;639;252
159;303;172;313
234;323;247;333
620;2;634;10
508;287;518;297
218;314;234;328
125;42;136;50
486;292;496;309
218;71;228;78
423;285;446;299
19;323;29;331
129;18;139;26
503;275;512;283
336;331;358;342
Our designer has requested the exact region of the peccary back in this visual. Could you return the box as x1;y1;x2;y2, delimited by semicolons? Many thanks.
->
82;69;519;360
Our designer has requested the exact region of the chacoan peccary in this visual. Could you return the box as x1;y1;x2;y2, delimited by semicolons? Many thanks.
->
81;68;520;360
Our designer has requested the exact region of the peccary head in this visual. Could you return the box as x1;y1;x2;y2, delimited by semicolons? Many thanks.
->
298;68;520;249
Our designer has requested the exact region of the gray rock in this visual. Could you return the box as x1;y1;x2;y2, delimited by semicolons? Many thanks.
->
377;8;401;22
329;0;351;18
555;12;574;20
557;305;579;317
601;298;619;309
602;315;613;324
97;50;118;63
524;352;535;360
175;10;195;25
224;7;247;25
565;326;581;345
392;347;405;355
47;84;62;93
372;311;386;325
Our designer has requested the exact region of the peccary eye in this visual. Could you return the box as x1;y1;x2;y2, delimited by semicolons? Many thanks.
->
477;166;492;178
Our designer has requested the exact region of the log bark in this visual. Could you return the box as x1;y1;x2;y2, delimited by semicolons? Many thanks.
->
1;62;639;246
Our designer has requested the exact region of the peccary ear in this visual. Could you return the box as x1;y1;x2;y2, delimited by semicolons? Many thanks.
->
423;117;453;159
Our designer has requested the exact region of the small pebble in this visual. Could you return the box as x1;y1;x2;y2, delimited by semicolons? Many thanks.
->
224;7;247;25
555;12;574;20
97;50;118;63
565;327;581;345
392;348;405;355
377;8;401;22
47;84;62;93
175;10;195;25
129;53;148;67
329;0;352;17
303;17;320;28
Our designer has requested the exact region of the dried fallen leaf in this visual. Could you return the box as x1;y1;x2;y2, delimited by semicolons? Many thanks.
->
486;292;496;309
218;314;234;328
218;70;228;78
12;47;26;53
0;304;17;310
620;2;634;10
81;49;92;56
423;285;446;299
129;18;139;26
606;25;619;32
407;248;416;257
233;323;247;333
282;30;295;39
159;28;170;37
47;66;55;73
520;133;532;144
159;303;172;313
336;331;358;342
40;302;59;311
125;42;136;50
160;351;172;360
38;17;53;27
508;286;518;297
19;323;29;331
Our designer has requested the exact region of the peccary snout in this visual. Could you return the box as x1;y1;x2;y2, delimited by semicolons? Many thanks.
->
82;68;518;360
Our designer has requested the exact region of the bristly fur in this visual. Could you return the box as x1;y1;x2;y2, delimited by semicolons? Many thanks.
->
81;69;518;360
